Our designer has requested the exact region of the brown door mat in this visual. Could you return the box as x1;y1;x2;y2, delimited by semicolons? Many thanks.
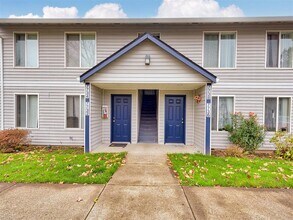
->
109;143;127;148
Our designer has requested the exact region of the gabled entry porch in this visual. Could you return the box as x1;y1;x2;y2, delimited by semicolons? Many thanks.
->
80;33;217;154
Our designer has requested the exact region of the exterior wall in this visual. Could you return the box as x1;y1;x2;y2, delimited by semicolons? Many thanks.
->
87;40;209;84
0;22;292;149
0;37;2;130
158;90;194;145
90;85;102;151
4;86;84;145
194;85;206;152
101;90;138;144
211;86;293;150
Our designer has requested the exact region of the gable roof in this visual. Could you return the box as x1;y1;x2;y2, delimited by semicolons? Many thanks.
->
80;33;217;83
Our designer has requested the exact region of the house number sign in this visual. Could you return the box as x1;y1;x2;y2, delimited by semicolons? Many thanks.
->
206;84;212;118
85;83;90;116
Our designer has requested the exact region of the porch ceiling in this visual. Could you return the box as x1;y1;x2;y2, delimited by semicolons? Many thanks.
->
91;82;206;90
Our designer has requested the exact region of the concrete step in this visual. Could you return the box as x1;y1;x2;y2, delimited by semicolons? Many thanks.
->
138;136;158;143
141;115;156;117
140;125;157;129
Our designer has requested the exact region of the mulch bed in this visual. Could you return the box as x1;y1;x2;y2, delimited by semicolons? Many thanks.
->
211;148;276;159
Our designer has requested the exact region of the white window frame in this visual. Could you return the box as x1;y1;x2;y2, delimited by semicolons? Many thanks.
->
202;31;237;69
212;95;235;132
64;94;85;129
13;32;39;68
263;96;292;132
14;93;39;129
265;30;293;69
64;32;97;68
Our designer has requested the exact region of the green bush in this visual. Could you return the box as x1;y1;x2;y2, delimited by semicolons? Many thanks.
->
225;112;266;153
270;131;293;160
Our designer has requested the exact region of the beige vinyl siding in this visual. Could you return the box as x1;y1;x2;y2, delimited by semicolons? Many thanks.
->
90;85;102;150
4;85;84;145
211;86;293;150
158;90;194;145
194;85;206;152
0;21;292;148
101;90;138;144
87;40;209;84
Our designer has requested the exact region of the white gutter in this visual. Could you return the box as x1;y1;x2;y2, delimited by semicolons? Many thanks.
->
0;16;292;24
0;37;3;130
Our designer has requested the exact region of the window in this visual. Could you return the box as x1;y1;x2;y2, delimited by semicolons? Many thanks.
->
204;32;236;68
66;95;84;128
138;32;160;39
15;94;38;128
212;96;234;131
266;31;293;68
265;97;291;132
15;33;38;67
66;33;96;67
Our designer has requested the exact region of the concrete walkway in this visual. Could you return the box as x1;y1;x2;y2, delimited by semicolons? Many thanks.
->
87;153;195;219
0;152;292;220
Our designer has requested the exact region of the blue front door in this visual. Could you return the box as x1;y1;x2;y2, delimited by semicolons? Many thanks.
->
165;96;185;143
111;95;131;142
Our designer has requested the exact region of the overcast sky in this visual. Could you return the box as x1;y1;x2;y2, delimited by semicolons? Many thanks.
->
1;0;292;18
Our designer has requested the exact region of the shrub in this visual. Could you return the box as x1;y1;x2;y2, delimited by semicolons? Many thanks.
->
225;112;266;153
0;129;30;153
270;131;293;160
225;145;244;157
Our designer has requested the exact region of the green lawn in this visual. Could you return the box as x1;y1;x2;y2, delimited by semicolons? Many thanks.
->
0;149;126;184
168;154;293;188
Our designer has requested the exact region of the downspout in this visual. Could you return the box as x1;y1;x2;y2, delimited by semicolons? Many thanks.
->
0;37;3;130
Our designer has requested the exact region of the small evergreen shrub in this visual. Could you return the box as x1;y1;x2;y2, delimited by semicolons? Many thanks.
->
225;112;266;153
0;129;30;153
270;131;293;160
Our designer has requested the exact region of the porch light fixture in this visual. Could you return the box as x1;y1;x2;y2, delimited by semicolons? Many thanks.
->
145;54;150;65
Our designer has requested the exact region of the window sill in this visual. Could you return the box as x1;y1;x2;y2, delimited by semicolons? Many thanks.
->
264;67;293;70
205;67;237;70
64;128;84;130
15;127;39;130
14;67;39;69
64;67;92;69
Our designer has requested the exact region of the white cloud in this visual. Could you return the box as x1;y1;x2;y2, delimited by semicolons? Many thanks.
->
9;13;40;18
9;6;78;18
84;3;127;18
156;0;244;18
43;6;78;18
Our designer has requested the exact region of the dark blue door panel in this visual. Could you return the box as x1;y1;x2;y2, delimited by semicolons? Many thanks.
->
111;95;131;142
165;96;185;143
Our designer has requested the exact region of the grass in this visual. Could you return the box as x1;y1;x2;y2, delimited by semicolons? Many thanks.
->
168;154;293;188
0;148;126;184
